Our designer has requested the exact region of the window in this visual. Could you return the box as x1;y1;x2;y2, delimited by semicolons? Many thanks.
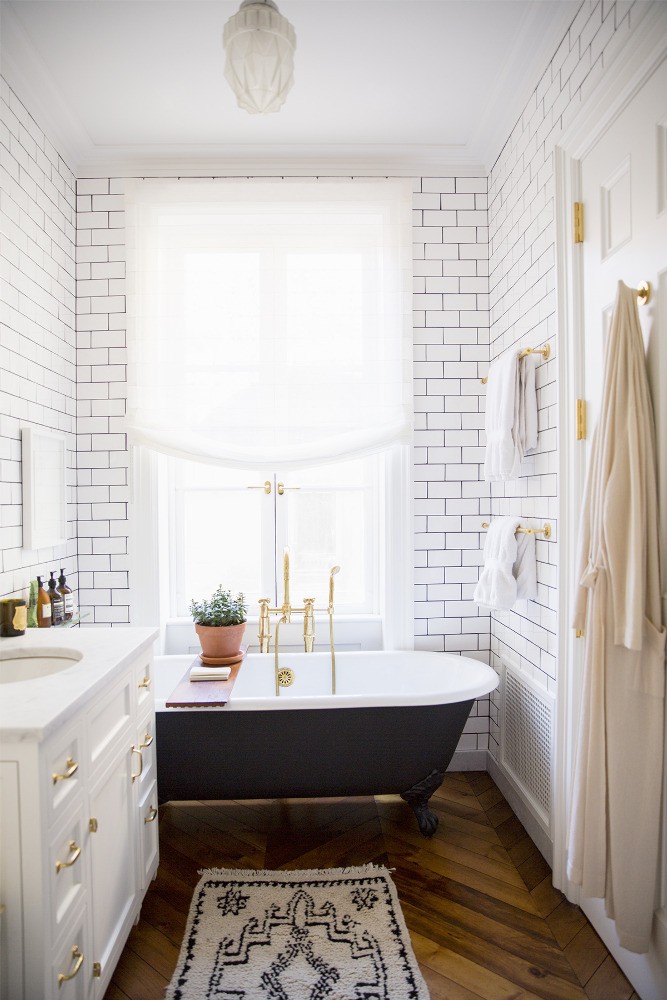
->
167;458;380;617
126;178;413;650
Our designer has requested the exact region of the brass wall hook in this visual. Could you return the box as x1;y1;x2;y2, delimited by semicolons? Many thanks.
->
637;281;651;305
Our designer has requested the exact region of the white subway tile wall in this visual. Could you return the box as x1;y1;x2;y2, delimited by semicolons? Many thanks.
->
413;175;491;752
486;0;638;757
75;176;129;625
0;80;79;607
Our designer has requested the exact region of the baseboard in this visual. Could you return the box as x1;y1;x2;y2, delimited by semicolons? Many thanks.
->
580;898;667;1000
448;749;488;772
486;751;553;868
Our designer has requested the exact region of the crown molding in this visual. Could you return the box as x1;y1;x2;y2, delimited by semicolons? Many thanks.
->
468;0;578;170
0;2;92;174
75;145;485;178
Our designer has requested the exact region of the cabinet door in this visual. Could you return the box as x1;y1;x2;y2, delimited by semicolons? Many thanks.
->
87;742;137;992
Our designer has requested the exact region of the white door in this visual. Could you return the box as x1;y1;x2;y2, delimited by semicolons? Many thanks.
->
575;53;667;994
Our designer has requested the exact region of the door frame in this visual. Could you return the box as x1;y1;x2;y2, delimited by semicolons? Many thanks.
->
553;1;667;986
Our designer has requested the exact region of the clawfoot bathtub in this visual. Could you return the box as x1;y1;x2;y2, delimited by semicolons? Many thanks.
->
154;650;498;836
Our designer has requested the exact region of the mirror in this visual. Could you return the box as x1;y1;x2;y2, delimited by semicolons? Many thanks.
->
21;427;67;550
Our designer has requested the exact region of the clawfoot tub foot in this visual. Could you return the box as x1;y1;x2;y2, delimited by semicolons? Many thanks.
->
400;768;445;837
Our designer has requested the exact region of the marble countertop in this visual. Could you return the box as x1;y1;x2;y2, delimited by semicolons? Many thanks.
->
0;627;158;742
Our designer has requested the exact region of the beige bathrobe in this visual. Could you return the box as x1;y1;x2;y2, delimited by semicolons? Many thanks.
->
567;281;666;954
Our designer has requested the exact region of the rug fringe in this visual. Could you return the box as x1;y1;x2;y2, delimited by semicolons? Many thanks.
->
197;863;394;879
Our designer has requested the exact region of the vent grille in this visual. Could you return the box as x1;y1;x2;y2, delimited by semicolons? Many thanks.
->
502;667;552;823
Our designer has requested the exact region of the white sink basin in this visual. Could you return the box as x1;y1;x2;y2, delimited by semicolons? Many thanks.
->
0;647;83;684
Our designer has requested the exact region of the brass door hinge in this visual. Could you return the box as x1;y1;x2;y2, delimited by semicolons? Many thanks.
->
575;629;584;638
93;962;102;978
574;202;584;243
576;399;586;440
89;817;98;833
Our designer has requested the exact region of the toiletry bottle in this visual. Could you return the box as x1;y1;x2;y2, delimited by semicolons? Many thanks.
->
48;571;65;626
58;568;75;622
36;575;52;628
27;580;38;628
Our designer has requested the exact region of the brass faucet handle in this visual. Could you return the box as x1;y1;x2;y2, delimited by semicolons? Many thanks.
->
303;598;315;653
258;599;272;653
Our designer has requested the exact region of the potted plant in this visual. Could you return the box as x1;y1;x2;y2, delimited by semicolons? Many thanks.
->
190;586;247;661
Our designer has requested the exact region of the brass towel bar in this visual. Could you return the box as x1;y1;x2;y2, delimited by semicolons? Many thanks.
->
482;521;552;539
480;344;550;384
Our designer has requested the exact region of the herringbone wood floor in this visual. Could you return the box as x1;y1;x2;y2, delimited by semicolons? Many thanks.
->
104;772;639;1000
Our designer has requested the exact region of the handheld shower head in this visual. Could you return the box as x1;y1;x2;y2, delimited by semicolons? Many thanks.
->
328;565;340;608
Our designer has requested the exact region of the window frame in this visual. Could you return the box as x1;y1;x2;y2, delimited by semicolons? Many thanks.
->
128;443;413;653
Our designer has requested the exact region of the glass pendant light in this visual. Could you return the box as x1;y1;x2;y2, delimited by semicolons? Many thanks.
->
223;0;296;114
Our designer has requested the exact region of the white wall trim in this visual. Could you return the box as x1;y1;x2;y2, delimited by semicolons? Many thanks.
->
449;749;488;773
75;153;486;179
486;751;553;867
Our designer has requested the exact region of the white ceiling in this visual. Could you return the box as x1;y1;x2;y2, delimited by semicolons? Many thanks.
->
1;0;579;175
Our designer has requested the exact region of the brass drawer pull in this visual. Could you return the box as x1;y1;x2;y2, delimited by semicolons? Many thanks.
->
55;841;81;874
57;945;83;987
144;804;158;824
277;482;300;495
131;746;143;782
139;732;154;749
52;757;78;785
138;675;151;690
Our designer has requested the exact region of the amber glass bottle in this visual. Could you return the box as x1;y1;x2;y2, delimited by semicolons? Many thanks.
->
58;568;74;622
36;575;52;628
48;571;65;626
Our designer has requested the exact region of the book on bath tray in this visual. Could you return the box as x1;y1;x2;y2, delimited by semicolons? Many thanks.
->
188;644;248;682
189;664;232;682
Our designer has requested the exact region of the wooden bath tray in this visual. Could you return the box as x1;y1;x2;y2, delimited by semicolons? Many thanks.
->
165;650;246;708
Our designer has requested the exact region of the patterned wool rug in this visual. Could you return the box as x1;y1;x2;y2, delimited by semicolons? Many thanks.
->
165;865;430;1000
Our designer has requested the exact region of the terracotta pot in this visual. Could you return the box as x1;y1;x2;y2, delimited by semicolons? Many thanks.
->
194;622;246;660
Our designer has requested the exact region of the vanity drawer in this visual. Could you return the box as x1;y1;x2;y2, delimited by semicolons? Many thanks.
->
49;807;87;946
49;909;91;1000
134;655;154;716
45;725;84;828
134;715;156;794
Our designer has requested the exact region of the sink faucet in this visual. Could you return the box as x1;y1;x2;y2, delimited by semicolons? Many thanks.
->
258;549;341;694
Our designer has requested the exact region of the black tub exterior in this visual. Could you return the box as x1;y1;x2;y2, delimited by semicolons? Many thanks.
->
156;698;474;835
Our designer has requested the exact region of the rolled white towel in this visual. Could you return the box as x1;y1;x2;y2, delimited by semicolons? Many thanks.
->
484;352;521;481
474;517;521;610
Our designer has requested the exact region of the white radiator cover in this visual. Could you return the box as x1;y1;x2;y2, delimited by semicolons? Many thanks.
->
500;660;555;835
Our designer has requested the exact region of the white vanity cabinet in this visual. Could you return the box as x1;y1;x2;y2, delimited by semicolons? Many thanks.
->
0;628;159;1000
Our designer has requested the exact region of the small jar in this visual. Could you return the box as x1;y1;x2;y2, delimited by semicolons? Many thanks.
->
0;598;27;637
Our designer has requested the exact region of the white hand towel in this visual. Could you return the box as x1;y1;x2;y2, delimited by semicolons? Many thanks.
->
513;531;537;601
474;517;521;610
484;352;521;481
517;353;539;457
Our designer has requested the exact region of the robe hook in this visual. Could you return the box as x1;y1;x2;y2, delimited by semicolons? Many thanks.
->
637;281;650;305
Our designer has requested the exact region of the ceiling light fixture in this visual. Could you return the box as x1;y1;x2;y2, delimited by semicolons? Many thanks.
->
222;0;296;115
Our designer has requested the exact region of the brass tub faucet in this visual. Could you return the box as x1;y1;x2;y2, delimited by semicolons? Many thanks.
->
258;548;340;694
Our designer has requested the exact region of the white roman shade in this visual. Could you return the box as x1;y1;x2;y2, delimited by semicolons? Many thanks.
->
125;178;413;469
